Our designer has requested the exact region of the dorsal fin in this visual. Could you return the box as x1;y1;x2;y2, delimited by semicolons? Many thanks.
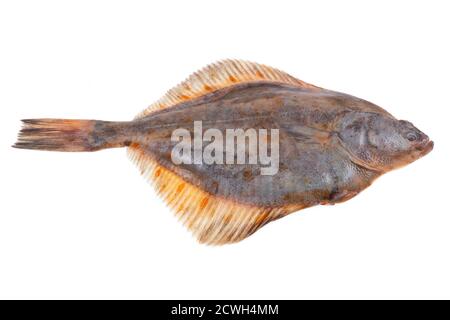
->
127;145;304;245
135;59;320;119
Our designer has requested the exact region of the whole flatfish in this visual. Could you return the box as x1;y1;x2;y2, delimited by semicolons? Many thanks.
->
13;60;433;245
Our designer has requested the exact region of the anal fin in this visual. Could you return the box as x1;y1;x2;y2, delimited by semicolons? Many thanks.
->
128;145;289;245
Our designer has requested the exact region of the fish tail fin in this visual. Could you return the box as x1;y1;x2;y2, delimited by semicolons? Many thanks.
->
13;119;133;152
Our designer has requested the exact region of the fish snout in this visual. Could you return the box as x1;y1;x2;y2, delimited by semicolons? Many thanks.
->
418;139;434;155
414;133;433;155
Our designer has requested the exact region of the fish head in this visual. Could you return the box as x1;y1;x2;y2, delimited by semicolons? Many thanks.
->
338;112;433;172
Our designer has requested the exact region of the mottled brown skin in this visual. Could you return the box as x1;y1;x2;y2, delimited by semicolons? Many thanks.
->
100;81;432;208
15;81;433;212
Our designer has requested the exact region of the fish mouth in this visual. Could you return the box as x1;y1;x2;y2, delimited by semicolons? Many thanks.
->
417;140;434;156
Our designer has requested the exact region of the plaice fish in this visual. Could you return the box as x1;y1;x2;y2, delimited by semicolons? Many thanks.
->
13;60;433;245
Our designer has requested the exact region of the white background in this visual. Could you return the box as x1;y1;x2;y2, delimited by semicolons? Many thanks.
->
0;1;449;299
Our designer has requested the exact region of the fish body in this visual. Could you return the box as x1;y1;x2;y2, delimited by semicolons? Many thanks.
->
14;60;433;244
133;82;377;207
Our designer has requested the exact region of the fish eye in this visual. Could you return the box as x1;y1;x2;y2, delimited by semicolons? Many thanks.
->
406;132;418;141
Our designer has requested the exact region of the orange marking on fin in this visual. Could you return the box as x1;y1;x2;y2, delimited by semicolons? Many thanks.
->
176;183;186;193
200;197;209;210
228;75;238;83
180;94;190;100
255;70;264;78
155;168;162;177
255;212;269;225
203;84;213;91
224;214;233;224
